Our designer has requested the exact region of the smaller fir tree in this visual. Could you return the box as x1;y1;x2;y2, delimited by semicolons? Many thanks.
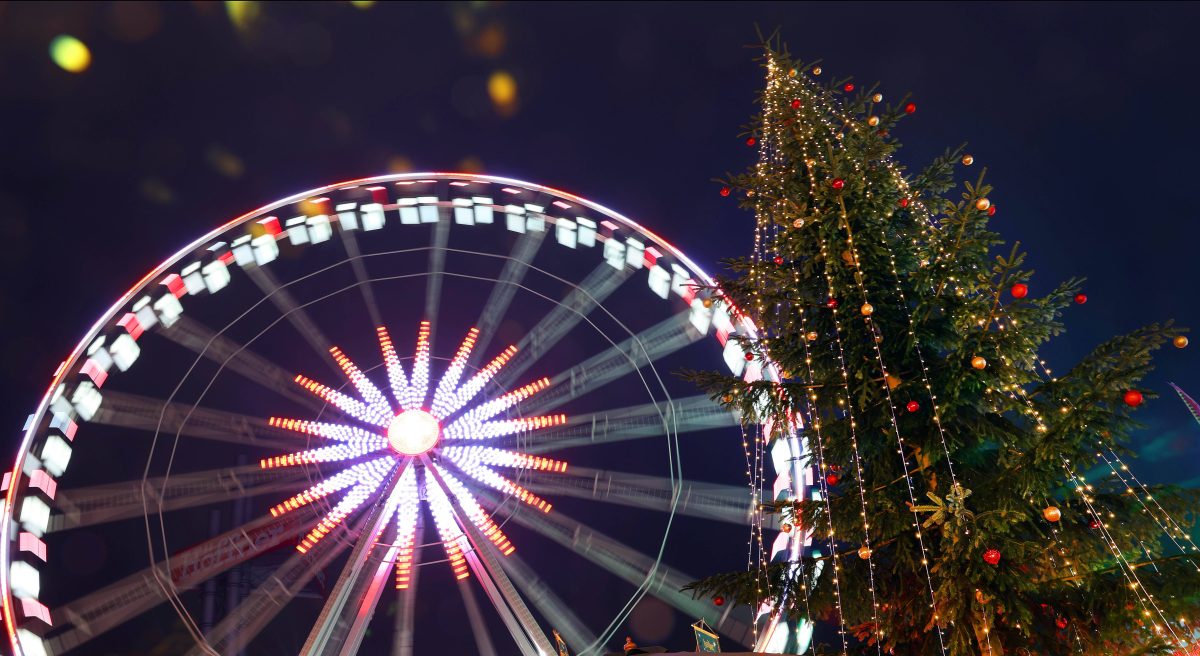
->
685;41;1200;656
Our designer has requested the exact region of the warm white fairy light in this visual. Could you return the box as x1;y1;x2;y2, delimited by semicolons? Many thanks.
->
772;58;948;655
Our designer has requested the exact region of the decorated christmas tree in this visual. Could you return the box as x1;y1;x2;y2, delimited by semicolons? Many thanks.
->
685;40;1200;655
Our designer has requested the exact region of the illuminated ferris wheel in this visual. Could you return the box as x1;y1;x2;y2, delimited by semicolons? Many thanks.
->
1;174;810;655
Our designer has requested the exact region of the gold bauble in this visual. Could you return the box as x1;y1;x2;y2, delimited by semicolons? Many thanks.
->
841;250;856;267
806;331;819;342
1043;506;1062;522
792;218;805;228
788;68;798;77
872;93;883;103
867;116;880;127
702;298;714;309
874;333;883;344
1174;335;1189;349
975;197;991;211
746;189;756;197
962;154;975;166
836;132;844;140
884;373;901;390
858;545;872;560
971;356;987;370
861;303;874;316
812;66;822;76
781;522;793;533
722;394;734;404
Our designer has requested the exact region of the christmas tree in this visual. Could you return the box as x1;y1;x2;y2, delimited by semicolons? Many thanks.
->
685;41;1200;655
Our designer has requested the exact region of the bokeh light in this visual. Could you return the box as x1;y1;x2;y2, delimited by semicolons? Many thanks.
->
350;0;377;8
225;1;262;32
487;70;518;117
205;144;245;179
49;35;91;74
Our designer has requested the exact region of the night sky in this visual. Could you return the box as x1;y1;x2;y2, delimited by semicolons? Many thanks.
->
1;2;1199;653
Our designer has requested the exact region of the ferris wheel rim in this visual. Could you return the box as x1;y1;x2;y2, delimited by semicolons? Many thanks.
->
2;172;792;656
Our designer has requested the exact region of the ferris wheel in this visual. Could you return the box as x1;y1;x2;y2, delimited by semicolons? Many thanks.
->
1;173;810;655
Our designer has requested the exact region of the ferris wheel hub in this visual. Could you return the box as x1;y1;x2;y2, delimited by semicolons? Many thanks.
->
387;409;441;456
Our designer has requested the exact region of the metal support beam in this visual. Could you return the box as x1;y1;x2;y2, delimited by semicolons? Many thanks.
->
457;579;499;656
45;509;316;654
518;466;766;527
500;551;598;654
520;311;702;415
243;265;340;375
158;316;325;412
470;230;546;364
87;390;300;451
339;228;383;327
478;492;756;648
521;394;736;454
424;215;450;348
50;462;309;532
497;262;630;388
184;515;362;656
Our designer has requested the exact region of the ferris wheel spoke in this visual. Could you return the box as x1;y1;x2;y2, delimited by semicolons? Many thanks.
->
87;390;301;451
423;215;450;351
457;579;500;656
519;311;703;416
424;460;555;656
183;512;366;656
390;514;424;656
497;262;632;388
44;508;318;654
518;466;764;527
299;462;409;656
469;230;546;365
338;228;384;327
158;316;327;412
500;550;599;654
243;265;341;377
49;462;309;533
521;394;736;454
476;491;757;648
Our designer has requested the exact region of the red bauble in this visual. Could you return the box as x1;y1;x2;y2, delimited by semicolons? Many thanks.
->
904;102;917;114
1088;518;1100;530
988;205;997;217
844;83;855;92
773;256;784;265
746;137;756;146
825;473;840;486
898;198;910;208
744;352;754;362
1056;617;1069;630
831;178;845;190
791;98;801;109
826;298;839;309
713;596;725;606
1074;293;1087;305
720;186;731;197
906;400;920;413
1123;390;1143;407
983;548;1002;566
1010;283;1028;299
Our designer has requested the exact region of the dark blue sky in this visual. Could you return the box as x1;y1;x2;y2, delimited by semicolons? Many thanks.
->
0;1;1198;650
3;2;1195;476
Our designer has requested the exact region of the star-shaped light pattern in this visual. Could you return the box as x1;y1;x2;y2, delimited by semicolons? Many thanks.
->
261;322;568;588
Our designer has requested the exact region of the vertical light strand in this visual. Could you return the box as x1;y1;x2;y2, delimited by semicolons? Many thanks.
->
783;66;948;653
796;297;880;652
